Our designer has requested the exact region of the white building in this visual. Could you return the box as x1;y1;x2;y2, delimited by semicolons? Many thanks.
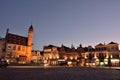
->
31;50;43;64
43;45;59;65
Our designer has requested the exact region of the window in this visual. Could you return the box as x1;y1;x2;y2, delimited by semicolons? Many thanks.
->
22;47;25;51
104;47;106;51
8;46;11;50
18;46;21;51
115;47;118;51
13;45;16;50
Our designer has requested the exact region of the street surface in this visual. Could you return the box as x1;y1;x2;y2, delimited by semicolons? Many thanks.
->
0;66;120;80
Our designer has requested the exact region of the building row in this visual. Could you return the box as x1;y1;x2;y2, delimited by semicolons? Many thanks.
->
30;42;120;67
0;26;120;67
39;42;120;67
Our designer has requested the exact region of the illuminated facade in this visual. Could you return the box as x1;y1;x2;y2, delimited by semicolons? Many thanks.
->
43;45;59;65
58;45;79;66
0;38;5;57
82;42;120;67
5;25;34;63
31;50;43;64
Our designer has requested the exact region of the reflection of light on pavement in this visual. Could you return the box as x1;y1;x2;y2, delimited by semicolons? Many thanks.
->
8;66;43;68
44;64;49;67
7;66;62;68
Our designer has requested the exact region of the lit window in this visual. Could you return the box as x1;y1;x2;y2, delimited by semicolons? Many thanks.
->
13;45;16;50
18;46;21;51
8;46;11;50
22;47;25;51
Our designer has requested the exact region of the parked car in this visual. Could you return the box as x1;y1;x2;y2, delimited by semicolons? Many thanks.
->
0;58;8;68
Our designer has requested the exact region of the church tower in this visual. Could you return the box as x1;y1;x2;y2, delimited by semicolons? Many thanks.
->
27;25;34;63
28;25;34;46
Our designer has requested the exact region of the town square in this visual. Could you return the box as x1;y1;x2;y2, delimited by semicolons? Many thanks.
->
1;66;120;80
1;0;120;80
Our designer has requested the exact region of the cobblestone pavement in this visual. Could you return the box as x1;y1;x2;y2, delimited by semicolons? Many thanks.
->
0;66;120;80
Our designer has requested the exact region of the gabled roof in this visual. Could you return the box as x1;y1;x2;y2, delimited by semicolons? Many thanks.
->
44;45;57;49
96;43;104;46
108;42;117;44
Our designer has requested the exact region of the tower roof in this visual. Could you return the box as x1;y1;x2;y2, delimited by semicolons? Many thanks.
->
29;25;34;31
29;25;33;29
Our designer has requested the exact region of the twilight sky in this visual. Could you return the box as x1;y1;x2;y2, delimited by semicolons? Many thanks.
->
1;0;120;50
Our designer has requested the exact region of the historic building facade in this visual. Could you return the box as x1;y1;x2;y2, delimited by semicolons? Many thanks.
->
5;25;34;63
41;42;120;67
82;42;120;67
0;38;5;58
43;45;59;65
58;44;79;66
43;44;79;66
31;50;43;64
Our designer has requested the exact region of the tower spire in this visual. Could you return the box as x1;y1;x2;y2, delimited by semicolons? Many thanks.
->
28;25;34;46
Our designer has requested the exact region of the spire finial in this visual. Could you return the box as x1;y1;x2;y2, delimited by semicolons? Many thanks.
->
29;25;34;32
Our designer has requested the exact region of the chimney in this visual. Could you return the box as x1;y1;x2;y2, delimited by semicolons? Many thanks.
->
5;28;9;39
6;28;9;35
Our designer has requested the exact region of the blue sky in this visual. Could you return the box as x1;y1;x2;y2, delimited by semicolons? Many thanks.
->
1;0;120;50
